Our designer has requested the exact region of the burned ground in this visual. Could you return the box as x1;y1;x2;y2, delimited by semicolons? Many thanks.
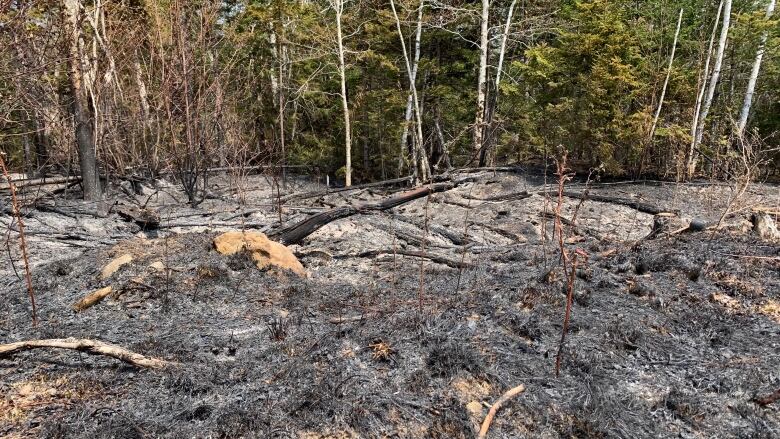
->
1;171;779;438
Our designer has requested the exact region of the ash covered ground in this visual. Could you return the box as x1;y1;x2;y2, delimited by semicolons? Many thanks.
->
1;170;779;438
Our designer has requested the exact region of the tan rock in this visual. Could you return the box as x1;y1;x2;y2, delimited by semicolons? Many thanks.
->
100;254;133;280
466;400;484;418
214;231;305;276
149;261;166;272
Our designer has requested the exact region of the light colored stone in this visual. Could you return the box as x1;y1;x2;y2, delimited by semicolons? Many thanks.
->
752;213;780;241
466;400;483;415
214;231;305;276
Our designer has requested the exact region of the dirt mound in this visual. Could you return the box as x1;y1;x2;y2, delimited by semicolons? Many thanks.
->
214;230;306;276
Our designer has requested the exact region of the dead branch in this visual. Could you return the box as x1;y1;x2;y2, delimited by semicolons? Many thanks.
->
0;338;173;369
270;177;475;245
279;176;411;203
0;153;36;324
540;211;602;240
753;388;780;406
338;249;471;269
72;286;113;311
462;190;534;202
478;384;526;438
561;191;673;215
0;175;81;191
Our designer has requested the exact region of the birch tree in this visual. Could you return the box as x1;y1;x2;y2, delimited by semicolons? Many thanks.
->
392;0;429;183
473;0;489;165
687;0;723;178
648;8;683;141
397;0;425;178
331;0;353;186
689;0;732;177
481;0;517;165
737;0;776;136
63;0;101;200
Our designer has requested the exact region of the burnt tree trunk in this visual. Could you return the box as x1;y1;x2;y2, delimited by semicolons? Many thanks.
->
271;178;471;244
63;0;101;200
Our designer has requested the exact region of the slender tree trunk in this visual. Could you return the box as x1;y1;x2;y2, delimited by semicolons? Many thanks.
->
391;0;430;184
494;0;516;98
398;0;424;179
275;2;287;184
63;0;101;200
134;57;151;126
474;0;490;165
737;0;775;136
687;0;723;178
481;0;517;166
689;0;732;178
649;8;684;140
334;0;352;186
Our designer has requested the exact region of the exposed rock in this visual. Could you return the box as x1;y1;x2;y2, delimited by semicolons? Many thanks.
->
752;213;780;241
100;254;133;280
214;231;305;276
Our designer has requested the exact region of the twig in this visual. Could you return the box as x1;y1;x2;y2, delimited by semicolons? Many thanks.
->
753;388;780;406
0;338;174;369
477;384;526;438
0;153;36;325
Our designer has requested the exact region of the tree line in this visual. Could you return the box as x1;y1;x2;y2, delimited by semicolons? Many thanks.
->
1;0;778;202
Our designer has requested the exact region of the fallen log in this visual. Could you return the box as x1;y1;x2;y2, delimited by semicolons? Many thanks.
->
0;175;81;191
462;190;534;202
337;249;471;269
0;338;172;369
279;176;411;203
270;178;473;245
561;191;674;215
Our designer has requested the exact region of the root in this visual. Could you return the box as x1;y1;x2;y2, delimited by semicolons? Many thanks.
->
0;338;174;369
478;384;526;438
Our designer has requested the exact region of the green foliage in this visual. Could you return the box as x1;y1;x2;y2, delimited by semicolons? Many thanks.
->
1;0;778;177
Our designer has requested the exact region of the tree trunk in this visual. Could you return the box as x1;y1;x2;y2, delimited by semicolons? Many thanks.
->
687;0;723;178
474;0;490;165
649;8;684;140
737;0;775;136
481;0;517;166
690;0;732;178
275;0;287;183
63;0;101;200
334;0;352;187
398;0;425;180
391;0;430;184
271;177;474;245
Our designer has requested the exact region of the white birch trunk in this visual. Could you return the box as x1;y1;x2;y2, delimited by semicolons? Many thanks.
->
691;0;732;170
398;1;424;178
687;0;723;177
334;0;352;186
737;0;775;136
391;0;430;184
649;8;684;140
494;0;517;92
473;0;490;157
